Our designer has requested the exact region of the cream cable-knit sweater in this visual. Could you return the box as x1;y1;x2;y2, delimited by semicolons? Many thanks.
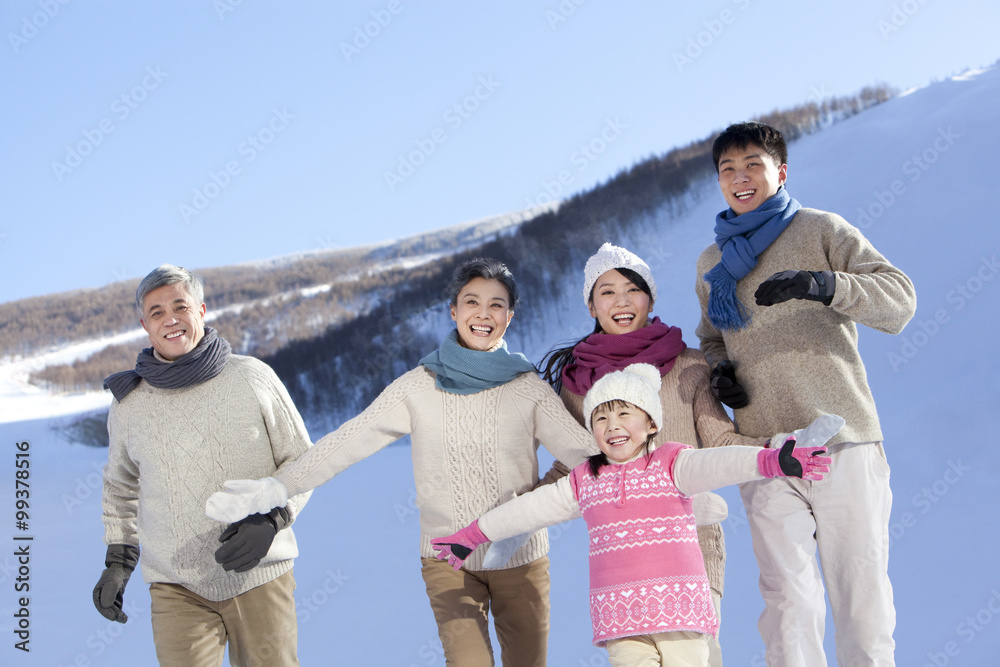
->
102;355;313;602
276;366;599;571
558;348;767;596
695;208;916;444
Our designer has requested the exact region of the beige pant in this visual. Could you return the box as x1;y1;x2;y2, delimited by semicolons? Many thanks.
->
709;589;722;667
420;556;550;666
606;631;710;666
740;442;896;666
149;570;298;667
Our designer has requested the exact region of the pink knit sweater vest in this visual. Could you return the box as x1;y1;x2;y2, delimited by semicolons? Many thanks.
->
569;442;718;645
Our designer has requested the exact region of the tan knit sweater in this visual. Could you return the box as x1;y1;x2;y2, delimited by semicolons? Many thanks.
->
276;366;599;571
102;356;313;602
695;207;916;444
558;348;766;595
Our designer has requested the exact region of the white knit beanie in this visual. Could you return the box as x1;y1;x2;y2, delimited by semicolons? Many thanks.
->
582;242;657;306
582;363;663;433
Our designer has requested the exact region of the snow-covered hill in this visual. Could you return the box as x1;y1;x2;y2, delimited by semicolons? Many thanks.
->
1;66;997;666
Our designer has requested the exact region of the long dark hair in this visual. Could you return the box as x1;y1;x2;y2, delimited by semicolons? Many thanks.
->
585;399;657;477
539;267;653;392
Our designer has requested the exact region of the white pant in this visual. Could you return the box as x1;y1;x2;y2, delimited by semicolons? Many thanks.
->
739;442;896;667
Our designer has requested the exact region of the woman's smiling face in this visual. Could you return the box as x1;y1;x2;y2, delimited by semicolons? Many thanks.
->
588;269;653;335
450;277;514;351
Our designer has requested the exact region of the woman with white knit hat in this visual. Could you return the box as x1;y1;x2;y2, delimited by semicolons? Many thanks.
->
432;363;836;666
537;242;775;665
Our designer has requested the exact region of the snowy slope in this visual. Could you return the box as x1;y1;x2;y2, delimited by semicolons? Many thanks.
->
1;66;998;666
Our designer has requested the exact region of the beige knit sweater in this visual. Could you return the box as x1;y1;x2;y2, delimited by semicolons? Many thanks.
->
695;207;916;444
558;348;767;595
276;366;599;571
102;355;313;602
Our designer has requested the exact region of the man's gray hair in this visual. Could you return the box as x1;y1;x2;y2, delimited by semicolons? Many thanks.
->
135;264;206;316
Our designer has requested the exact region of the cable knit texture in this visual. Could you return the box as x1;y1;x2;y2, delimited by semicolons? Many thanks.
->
560;347;766;595
695;208;916;443
102;355;313;602
275;366;598;571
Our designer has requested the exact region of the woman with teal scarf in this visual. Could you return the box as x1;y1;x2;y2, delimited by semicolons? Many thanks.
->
205;257;597;667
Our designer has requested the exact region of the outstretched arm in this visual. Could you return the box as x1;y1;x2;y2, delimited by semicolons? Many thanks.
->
673;438;832;496
206;370;420;524
432;476;581;570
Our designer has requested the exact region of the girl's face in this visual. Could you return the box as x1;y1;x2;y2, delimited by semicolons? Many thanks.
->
591;400;658;464
450;277;514;351
588;269;653;335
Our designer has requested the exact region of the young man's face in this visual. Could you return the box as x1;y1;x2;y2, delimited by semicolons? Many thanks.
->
716;144;788;216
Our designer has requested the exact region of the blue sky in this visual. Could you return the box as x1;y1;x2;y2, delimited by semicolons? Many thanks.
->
3;0;997;305
3;64;999;664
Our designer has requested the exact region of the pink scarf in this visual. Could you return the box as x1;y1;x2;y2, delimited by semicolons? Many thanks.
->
561;317;686;396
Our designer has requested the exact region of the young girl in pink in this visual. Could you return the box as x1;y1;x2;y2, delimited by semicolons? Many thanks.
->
432;363;835;667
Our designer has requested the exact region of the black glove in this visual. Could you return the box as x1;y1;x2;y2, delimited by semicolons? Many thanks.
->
215;507;289;573
754;270;835;306
710;360;748;409
93;543;139;623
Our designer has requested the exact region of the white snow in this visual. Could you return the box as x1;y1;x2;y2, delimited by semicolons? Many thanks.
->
1;66;998;666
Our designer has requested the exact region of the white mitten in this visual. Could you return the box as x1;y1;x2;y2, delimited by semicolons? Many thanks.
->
482;533;530;569
692;491;728;526
769;414;846;449
482;489;529;568
205;477;288;523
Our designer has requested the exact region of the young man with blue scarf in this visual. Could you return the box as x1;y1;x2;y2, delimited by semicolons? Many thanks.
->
694;122;916;667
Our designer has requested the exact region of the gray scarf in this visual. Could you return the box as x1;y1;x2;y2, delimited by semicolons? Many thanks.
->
103;326;232;402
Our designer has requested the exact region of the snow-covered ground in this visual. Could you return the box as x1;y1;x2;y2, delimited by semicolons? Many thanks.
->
1;65;998;666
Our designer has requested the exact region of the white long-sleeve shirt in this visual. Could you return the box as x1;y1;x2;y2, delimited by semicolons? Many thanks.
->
478;444;765;542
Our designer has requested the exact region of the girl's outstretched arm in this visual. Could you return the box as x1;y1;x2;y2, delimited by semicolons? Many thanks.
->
431;476;581;569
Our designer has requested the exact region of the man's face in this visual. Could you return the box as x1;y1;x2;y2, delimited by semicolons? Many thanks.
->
717;144;788;216
139;283;206;361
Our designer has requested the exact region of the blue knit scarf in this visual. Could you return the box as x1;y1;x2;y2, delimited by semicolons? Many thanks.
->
703;187;801;330
419;330;536;395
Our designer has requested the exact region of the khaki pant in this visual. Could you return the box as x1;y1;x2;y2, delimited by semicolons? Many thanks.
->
606;631;709;666
421;556;550;666
740;442;896;666
149;570;298;667
708;589;722;667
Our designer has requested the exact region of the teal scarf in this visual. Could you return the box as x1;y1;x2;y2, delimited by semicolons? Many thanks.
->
419;330;536;395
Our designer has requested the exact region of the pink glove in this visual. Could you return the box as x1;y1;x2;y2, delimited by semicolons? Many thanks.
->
431;520;490;571
758;437;832;481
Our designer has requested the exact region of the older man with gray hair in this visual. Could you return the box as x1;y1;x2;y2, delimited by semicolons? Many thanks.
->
93;264;312;666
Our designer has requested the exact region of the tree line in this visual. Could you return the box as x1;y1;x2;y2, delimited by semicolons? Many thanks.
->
23;85;897;441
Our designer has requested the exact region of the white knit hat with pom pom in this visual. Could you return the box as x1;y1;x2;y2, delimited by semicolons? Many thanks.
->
582;363;662;433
